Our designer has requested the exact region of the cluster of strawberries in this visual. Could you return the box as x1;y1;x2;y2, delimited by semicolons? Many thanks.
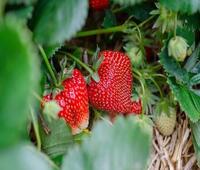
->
43;51;142;134
42;1;142;135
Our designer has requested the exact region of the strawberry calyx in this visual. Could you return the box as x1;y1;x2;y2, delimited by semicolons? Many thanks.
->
83;48;103;84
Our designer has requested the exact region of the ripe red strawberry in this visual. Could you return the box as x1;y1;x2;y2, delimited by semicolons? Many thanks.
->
89;0;109;10
42;69;89;135
87;51;142;116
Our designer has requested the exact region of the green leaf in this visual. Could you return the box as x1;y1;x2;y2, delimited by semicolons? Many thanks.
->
0;17;40;148
160;0;200;14
159;40;189;83
190;73;200;86
112;0;146;6
176;27;195;46
181;13;200;30
102;10;117;28
0;143;52;170
33;0;88;45
126;1;154;21
44;44;61;58
62;116;152;170
168;77;200;122
184;43;200;72
6;5;33;23
40;119;74;158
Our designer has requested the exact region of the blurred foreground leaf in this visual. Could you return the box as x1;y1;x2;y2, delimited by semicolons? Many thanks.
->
62;116;152;170
0;17;40;148
0;144;52;170
6;5;34;23
33;0;88;45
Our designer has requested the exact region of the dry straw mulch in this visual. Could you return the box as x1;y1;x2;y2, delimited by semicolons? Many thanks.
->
148;113;199;170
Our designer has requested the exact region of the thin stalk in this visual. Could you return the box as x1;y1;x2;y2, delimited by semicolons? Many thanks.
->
76;15;155;38
42;152;60;170
148;77;163;98
93;109;113;126
139;15;155;27
99;116;113;126
152;73;167;79
132;67;143;77
76;25;126;37
66;53;94;75
112;6;127;13
32;91;43;102
30;107;41;151
38;45;58;86
139;79;146;115
133;74;140;81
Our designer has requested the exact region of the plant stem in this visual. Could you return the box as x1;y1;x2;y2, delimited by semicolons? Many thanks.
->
30;107;41;151
132;67;142;77
152;74;166;79
66;53;94;75
32;91;43;102
76;15;155;38
140;79;146;115
140;15;155;27
149;77;163;98
93;109;113;126
76;25;126;37
38;45;58;86
112;6;127;13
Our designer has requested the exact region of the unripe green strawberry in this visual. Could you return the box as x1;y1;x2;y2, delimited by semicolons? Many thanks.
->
151;3;178;33
154;107;176;136
168;36;188;62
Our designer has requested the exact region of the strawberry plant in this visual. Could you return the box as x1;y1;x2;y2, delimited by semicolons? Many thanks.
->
0;0;200;169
